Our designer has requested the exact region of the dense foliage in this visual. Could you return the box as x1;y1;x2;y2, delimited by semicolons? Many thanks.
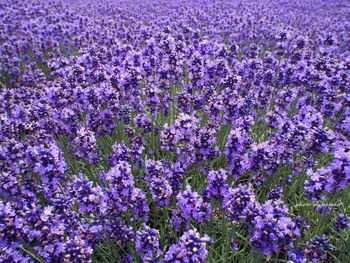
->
0;0;349;262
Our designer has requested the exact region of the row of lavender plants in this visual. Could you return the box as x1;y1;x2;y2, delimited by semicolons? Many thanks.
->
0;0;349;262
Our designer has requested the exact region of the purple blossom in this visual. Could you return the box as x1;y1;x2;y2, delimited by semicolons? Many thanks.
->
135;224;163;262
250;200;301;257
334;213;350;231
223;184;259;225
172;185;212;231
202;169;229;202
72;126;100;164
225;128;251;178
145;160;173;207
288;247;307;263
164;229;210;263
305;148;350;201
305;235;333;262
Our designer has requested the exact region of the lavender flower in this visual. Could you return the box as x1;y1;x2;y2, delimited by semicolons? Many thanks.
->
203;169;228;202
250;200;300;256
145;160;173;207
135;224;163;262
223;184;259;225
172;185;212;231
72;126;100;164
305;148;350;201
225;128;251;178
164;229;210;262
287;247;307;263
334;213;350;231
305;235;333;262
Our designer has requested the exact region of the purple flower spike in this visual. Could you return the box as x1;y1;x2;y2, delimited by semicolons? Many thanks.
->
164;229;210;263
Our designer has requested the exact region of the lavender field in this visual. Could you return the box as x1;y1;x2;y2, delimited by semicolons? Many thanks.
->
0;0;350;262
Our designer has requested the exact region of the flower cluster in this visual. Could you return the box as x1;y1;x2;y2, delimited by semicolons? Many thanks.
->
164;229;210;262
223;184;259;225
225;128;251;178
135;224;163;262
145;160;173;207
250;200;301;256
202;169;229;202
305;148;350;201
72;126;100;164
305;235;333;263
334;213;350;232
172;185;212;231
